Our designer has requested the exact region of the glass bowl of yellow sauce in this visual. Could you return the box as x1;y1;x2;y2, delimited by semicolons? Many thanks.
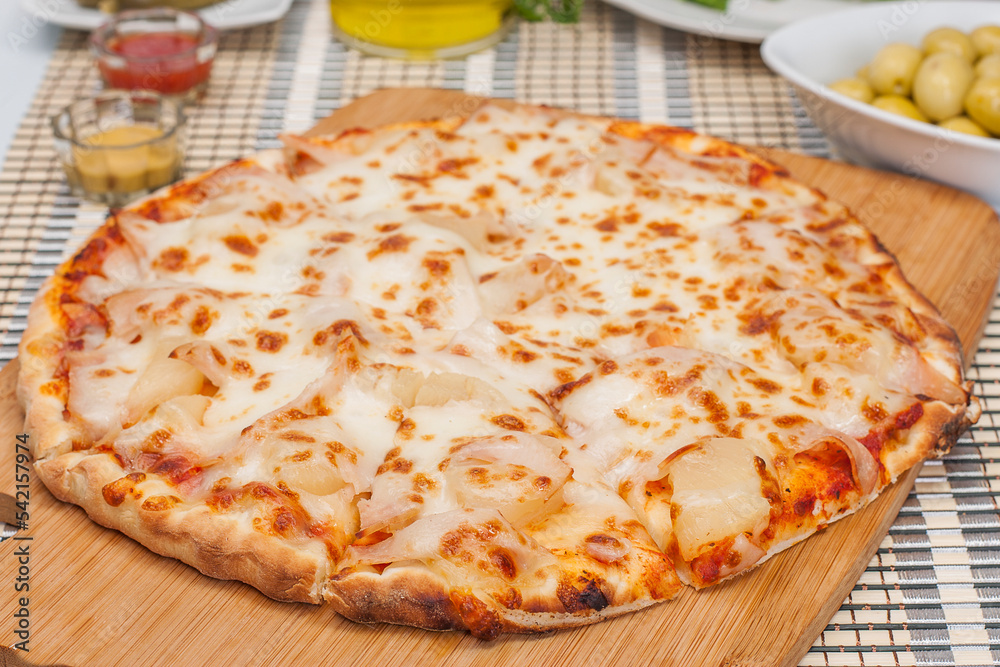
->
52;90;186;208
330;0;515;59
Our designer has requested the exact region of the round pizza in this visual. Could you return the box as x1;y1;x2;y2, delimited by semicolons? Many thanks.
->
17;101;980;638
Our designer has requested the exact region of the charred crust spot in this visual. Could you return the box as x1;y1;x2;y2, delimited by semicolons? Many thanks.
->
268;308;289;320
598;360;618;375
491;414;527;431
558;578;609;613
253;377;271;392
255;330;288;352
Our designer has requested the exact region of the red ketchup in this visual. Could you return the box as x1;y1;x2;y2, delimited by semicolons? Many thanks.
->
98;32;213;96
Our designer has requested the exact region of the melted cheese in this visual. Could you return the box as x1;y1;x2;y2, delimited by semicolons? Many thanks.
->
44;103;974;599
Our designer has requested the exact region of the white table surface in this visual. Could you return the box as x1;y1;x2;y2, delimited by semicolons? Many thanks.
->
0;3;63;165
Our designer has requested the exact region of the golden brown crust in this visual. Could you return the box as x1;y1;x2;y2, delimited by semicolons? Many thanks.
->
35;451;327;603
326;567;662;638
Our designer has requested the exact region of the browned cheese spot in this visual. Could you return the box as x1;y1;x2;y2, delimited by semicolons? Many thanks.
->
423;257;451;278
189;305;215;335
489;547;517;579
549;374;592;401
773;414;809;428
512;350;538;363
155;247;188;272
141;495;181;512
491;414;527;431
255;330;288;352
144;428;173;452
749;377;781;394
367;233;414;261
323;231;355;244
232;359;254;376
102;472;146;507
224;234;259;257
202;345;224;367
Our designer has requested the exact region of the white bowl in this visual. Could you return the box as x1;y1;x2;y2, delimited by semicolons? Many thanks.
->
761;1;1000;208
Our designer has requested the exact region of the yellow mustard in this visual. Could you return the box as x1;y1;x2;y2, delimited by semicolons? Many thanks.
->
69;125;179;196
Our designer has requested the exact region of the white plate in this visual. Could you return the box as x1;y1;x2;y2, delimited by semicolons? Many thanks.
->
602;0;878;44
19;0;293;31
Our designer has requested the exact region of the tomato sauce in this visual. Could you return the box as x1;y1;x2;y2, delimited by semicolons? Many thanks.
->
98;32;213;96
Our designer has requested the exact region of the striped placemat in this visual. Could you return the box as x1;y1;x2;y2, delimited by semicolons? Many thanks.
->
0;1;996;664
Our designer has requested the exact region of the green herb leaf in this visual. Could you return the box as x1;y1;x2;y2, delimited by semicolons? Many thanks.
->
683;0;728;10
514;0;584;22
514;0;548;21
547;0;584;23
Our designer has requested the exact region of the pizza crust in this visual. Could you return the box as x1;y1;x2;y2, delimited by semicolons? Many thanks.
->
35;450;329;603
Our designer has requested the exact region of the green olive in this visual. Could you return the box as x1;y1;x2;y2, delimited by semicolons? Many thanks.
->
868;43;924;96
922;27;976;63
938;115;991;137
829;78;875;103
971;25;1000;58
975;54;1000;79
872;94;930;122
912;52;975;121
964;77;1000;134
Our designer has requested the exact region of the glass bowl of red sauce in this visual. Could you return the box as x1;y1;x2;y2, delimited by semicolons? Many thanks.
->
90;8;218;101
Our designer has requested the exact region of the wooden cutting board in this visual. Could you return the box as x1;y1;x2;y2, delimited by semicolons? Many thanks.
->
1;88;997;667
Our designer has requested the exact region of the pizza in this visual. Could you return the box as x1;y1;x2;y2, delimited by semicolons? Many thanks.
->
17;100;980;638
